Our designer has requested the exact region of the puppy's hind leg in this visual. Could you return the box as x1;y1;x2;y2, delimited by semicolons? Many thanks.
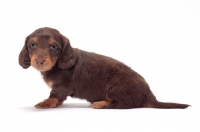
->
91;95;112;109
91;95;134;109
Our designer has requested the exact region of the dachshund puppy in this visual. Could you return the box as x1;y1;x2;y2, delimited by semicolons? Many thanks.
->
19;27;189;109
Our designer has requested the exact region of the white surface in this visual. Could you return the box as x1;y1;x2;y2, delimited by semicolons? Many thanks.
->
0;0;199;132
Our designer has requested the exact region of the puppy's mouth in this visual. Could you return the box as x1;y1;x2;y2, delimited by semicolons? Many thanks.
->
31;56;55;72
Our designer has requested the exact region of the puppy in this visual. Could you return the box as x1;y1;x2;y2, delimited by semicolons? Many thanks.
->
19;27;189;109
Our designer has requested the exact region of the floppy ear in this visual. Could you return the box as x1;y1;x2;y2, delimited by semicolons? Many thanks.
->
18;36;31;69
58;35;77;69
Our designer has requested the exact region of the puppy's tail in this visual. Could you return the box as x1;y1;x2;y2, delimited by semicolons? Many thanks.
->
144;92;190;109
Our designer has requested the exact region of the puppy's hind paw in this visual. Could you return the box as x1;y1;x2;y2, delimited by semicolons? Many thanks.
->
91;101;111;109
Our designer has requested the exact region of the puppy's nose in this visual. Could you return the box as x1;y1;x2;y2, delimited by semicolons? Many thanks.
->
36;59;44;66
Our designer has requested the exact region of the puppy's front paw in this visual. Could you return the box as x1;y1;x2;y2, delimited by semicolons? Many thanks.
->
34;98;59;109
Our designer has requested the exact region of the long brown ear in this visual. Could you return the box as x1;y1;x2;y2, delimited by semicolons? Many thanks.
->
19;36;31;69
58;35;76;69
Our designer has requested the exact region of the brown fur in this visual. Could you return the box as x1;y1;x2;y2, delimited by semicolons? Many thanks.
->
46;81;53;88
92;95;112;108
19;27;190;109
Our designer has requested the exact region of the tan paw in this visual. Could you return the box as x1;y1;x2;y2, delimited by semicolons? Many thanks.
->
91;101;110;109
34;98;58;109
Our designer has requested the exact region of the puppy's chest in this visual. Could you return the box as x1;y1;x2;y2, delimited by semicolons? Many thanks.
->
42;73;58;89
44;79;54;89
42;73;68;89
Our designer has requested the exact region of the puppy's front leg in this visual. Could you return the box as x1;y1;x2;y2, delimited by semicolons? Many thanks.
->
35;89;68;109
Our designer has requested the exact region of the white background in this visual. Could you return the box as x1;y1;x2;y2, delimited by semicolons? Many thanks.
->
0;0;199;132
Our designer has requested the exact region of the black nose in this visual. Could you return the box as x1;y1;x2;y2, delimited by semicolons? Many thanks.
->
36;59;44;66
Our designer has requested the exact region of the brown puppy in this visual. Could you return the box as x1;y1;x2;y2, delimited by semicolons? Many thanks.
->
19;27;189;109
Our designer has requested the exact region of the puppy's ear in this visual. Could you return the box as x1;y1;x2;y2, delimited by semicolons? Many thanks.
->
58;35;76;69
19;36;31;69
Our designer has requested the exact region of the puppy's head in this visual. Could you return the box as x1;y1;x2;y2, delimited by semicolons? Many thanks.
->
19;27;76;72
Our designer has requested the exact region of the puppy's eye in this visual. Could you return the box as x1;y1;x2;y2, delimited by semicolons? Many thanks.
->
31;43;36;49
50;44;57;51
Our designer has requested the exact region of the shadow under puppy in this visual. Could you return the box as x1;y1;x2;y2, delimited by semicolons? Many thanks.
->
19;27;189;109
